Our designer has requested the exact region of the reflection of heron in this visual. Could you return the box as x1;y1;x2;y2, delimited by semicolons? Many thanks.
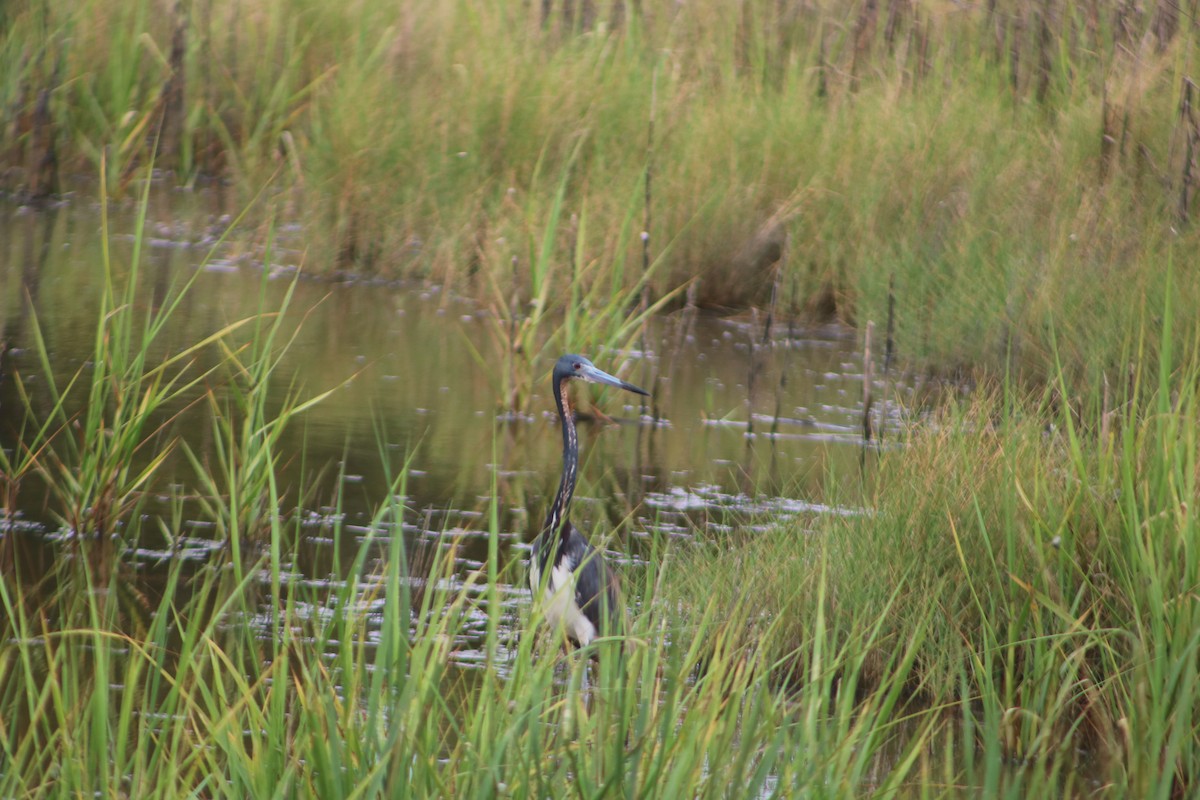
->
529;354;648;648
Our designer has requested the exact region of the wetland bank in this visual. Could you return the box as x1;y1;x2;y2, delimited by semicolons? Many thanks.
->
3;2;1200;797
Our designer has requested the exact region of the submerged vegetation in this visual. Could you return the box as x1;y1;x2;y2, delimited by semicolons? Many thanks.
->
3;1;1200;797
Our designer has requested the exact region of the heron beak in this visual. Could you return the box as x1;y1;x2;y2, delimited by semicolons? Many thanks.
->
578;363;649;396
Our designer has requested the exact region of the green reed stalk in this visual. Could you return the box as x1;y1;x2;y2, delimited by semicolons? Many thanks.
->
4;157;251;550
665;268;1200;795
5;1;1196;387
1;453;943;796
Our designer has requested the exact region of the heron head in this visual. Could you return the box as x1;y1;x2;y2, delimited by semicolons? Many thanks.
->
553;354;649;396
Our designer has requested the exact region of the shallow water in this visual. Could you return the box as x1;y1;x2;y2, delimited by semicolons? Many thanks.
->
0;185;896;653
1;188;1117;796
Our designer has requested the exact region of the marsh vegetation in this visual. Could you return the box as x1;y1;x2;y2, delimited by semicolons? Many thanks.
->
2;1;1199;797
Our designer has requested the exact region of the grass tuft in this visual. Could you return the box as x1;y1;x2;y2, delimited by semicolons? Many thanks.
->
671;298;1200;794
3;2;1199;383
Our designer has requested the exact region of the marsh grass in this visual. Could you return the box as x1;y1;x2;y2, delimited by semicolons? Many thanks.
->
466;151;685;413
0;164;933;798
0;157;255;587
0;482;950;797
2;4;1199;788
672;286;1200;795
180;234;345;580
1;405;964;799
0;323;938;797
3;1;1199;384
0;163;1093;799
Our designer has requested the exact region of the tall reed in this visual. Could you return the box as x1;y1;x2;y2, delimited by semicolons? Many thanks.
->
670;275;1200;795
3;1;1197;384
0;164;962;797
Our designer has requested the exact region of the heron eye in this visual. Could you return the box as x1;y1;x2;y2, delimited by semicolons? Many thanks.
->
573;362;582;370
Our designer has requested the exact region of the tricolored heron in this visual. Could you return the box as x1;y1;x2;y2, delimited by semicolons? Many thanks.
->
529;354;648;648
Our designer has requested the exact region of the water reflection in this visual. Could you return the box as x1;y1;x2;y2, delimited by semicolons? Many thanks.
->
0;187;899;659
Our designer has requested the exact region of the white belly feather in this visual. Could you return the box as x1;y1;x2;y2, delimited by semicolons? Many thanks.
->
529;559;597;646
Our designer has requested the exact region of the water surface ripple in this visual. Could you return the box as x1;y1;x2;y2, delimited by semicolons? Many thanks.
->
0;190;905;667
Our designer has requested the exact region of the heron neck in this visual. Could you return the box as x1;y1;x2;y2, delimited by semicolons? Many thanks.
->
546;376;577;544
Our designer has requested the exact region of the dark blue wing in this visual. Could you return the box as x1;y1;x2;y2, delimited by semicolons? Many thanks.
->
562;526;621;639
532;522;623;645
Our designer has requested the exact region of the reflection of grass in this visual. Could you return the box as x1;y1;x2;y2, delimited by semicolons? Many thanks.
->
0;156;255;578
0;168;1197;798
670;297;1200;795
4;2;1199;383
0;198;942;792
1;201;1196;799
181;242;342;581
465;144;685;412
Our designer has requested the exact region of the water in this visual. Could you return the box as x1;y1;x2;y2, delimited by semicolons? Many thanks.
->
2;189;1115;795
0;185;889;650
